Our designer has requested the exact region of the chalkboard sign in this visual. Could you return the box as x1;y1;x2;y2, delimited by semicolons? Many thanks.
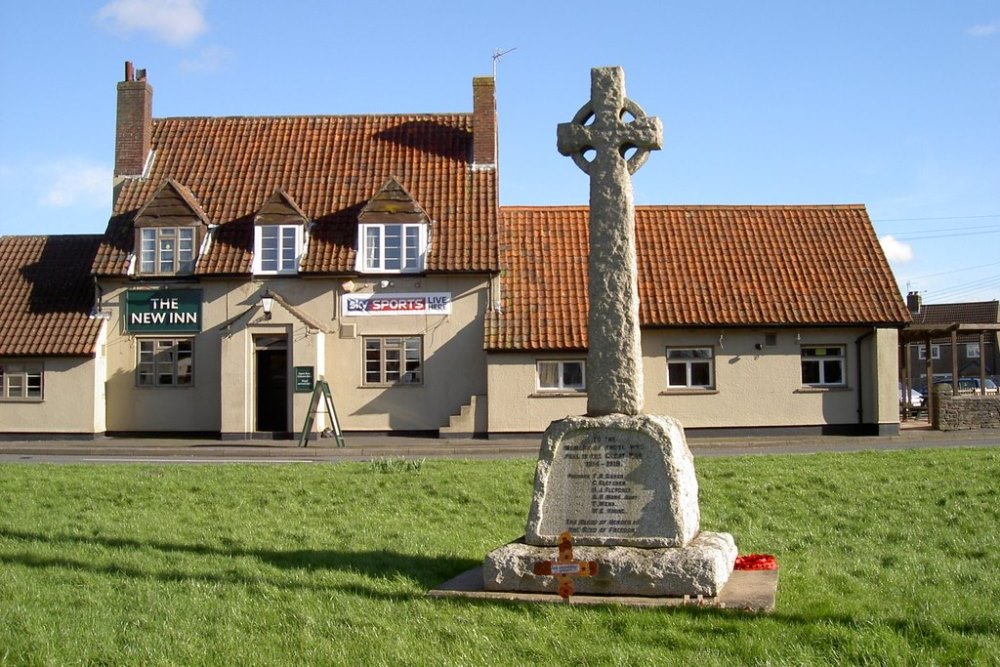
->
294;366;314;393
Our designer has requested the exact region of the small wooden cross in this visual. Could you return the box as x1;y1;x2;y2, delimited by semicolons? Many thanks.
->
532;531;599;601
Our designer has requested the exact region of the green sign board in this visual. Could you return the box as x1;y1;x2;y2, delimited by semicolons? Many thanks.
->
294;366;315;393
124;290;202;333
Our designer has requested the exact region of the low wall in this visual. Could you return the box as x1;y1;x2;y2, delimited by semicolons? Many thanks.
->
931;386;1000;431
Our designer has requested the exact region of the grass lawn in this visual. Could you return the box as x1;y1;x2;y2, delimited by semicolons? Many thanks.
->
1;447;998;666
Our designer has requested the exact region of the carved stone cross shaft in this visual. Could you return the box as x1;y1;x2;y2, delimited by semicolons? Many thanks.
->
557;67;662;416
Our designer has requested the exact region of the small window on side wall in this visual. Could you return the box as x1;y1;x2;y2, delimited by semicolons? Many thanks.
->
536;360;586;392
0;361;43;400
801;346;845;387
666;347;714;388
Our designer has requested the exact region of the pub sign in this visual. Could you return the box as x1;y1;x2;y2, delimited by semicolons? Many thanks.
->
124;289;202;333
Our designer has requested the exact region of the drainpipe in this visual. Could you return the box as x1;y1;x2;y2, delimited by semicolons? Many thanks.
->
855;329;876;426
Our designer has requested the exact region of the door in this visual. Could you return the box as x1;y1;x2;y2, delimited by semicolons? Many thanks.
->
255;336;288;433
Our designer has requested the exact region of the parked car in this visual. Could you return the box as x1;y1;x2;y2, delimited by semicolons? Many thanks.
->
898;382;923;408
928;377;999;396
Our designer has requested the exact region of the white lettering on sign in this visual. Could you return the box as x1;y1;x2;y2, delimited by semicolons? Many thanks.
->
341;292;452;316
129;312;198;325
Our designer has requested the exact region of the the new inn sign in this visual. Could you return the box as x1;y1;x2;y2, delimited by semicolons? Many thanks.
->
124;289;202;333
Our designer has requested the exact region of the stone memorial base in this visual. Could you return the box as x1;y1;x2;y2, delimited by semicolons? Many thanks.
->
483;531;737;597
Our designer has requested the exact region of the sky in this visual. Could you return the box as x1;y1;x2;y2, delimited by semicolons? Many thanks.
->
1;0;998;304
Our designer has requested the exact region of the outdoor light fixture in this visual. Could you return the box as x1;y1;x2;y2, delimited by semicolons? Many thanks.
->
261;290;274;319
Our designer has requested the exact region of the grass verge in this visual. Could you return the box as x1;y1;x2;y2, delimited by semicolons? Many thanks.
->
1;447;998;665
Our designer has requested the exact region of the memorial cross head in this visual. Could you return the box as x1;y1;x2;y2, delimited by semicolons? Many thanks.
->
557;67;662;176
532;531;599;601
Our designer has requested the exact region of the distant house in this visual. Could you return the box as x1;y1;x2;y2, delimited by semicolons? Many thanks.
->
903;294;999;384
0;62;913;439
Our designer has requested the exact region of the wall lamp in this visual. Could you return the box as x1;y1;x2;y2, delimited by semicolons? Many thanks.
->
261;290;274;320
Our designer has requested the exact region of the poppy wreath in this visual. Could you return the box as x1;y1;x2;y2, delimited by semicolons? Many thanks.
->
734;553;777;570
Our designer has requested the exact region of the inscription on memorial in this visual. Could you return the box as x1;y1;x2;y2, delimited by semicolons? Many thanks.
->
536;428;664;542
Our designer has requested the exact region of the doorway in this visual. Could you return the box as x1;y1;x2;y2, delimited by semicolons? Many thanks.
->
255;335;288;434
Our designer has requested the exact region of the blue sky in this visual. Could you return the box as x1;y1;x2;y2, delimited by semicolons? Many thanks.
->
1;1;998;303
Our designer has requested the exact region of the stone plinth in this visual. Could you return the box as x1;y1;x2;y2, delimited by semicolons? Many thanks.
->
525;414;700;548
484;531;736;597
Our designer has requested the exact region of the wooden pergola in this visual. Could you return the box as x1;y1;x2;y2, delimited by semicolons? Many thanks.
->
899;323;1000;419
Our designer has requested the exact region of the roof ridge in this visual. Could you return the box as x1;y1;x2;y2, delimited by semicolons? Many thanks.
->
500;204;868;212
153;112;472;122
1;233;104;241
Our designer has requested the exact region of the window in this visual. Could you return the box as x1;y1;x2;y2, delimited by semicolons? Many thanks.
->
917;345;941;360
666;347;714;388
536;360;586;392
139;227;196;274
137;339;193;387
967;343;981;359
358;223;426;272
801;346;845;386
0;362;43;400
364;336;422;385
254;225;302;274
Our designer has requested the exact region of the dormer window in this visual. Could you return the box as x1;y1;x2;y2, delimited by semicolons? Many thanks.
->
252;189;308;275
360;223;426;272
355;177;432;275
254;225;303;274
133;179;209;277
140;227;196;274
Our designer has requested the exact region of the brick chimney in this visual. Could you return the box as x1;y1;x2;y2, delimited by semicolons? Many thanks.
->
472;76;496;170
114;61;153;180
907;291;922;315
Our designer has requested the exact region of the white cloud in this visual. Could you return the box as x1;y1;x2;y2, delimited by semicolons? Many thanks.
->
967;23;1000;37
879;235;914;264
180;45;234;72
37;160;112;209
96;0;207;46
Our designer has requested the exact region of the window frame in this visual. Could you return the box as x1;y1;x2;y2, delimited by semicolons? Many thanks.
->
917;344;941;360
800;345;846;387
535;359;586;393
665;346;715;389
138;226;197;275
253;224;303;275
0;361;44;401
363;336;423;386
966;343;981;359
357;223;427;273
136;338;195;388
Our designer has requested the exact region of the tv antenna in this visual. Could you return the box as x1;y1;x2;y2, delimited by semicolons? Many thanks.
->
492;47;517;78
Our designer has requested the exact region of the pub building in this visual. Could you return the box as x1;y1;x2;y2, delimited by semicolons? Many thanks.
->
0;63;910;439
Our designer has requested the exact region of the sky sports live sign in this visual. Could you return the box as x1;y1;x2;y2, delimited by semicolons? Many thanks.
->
124;289;202;333
342;292;452;317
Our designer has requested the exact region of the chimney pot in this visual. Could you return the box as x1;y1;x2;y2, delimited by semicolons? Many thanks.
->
907;291;922;315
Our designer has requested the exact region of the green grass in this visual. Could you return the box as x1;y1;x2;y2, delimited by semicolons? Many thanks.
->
1;448;998;666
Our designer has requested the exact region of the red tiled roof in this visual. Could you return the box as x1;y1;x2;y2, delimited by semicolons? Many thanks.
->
93;114;498;275
487;205;911;351
0;235;103;356
912;301;1000;325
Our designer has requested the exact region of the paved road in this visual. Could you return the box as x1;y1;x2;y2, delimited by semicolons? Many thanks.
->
0;426;996;463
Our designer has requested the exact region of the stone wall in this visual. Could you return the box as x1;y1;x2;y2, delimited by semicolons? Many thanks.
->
931;385;1000;430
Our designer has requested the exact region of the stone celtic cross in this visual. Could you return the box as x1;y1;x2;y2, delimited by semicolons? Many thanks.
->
557;67;662;416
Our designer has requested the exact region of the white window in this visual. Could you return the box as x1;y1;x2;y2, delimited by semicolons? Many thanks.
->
364;337;422;385
917;345;941;360
0;362;43;400
801;346;845;386
254;225;303;274
137;339;193;387
666;347;714;388
358;223;426;273
139;227;196;274
966;343;980;359
536;360;586;392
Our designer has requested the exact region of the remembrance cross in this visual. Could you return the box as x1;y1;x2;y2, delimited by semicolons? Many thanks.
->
557;66;663;417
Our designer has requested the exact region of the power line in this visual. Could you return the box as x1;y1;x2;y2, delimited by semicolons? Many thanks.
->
893;226;1000;242
905;259;1000;281
873;213;1000;224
